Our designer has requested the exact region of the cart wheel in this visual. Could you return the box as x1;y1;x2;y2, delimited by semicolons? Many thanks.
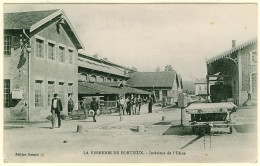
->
228;126;232;134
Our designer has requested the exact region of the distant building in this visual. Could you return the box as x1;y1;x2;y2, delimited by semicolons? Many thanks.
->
127;71;183;104
4;9;84;121
207;39;257;106
194;78;214;97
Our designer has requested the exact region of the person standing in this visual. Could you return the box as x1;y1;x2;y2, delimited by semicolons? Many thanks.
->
68;95;74;116
148;94;153;113
51;93;63;129
90;97;99;122
130;94;136;115
126;96;131;115
136;95;142;115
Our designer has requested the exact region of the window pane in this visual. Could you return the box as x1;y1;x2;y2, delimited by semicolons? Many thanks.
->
59;46;65;62
36;39;44;58
48;43;55;60
48;81;55;106
59;82;65;104
35;80;43;107
68;49;73;64
4;79;11;107
4;36;11;56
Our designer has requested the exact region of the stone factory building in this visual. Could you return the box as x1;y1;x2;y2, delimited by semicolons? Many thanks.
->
207;39;257;106
4;9;84;121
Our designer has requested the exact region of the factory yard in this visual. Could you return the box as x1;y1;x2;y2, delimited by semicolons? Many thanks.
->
4;104;257;163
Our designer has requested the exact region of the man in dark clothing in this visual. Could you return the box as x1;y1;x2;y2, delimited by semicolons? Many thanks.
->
51;93;63;129
90;97;99;122
148;94;153;113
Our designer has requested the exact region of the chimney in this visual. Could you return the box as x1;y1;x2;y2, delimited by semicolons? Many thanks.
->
232;40;236;48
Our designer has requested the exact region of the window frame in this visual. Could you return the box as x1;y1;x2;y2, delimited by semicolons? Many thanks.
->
58;44;66;63
47;81;55;106
35;35;45;59
4;36;11;56
47;40;56;61
4;79;11;107
35;80;44;107
250;50;257;65
67;48;74;65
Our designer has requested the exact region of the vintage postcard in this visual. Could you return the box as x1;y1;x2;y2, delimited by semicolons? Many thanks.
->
2;2;258;164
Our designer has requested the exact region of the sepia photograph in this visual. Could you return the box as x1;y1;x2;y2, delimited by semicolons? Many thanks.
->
2;2;258;163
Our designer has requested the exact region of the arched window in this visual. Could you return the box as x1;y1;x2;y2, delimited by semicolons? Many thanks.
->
90;75;97;82
78;73;87;82
107;78;111;82
97;76;104;82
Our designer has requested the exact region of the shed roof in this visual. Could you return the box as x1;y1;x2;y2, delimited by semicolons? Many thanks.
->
79;82;152;95
127;71;177;88
4;9;84;49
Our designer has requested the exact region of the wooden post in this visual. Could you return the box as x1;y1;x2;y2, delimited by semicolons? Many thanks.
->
162;116;165;121
137;125;144;133
77;125;83;133
207;75;209;101
181;108;183;126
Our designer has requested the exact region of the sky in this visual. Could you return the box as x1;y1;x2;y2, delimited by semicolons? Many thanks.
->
4;3;258;81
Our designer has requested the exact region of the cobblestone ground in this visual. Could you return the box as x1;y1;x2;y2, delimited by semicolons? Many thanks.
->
3;104;257;163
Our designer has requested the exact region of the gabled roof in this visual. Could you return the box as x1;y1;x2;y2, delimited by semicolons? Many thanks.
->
4;9;59;29
4;9;84;49
207;38;257;64
127;71;177;88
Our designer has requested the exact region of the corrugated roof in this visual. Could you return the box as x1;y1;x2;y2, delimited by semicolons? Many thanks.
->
78;57;129;78
127;71;177;88
4;9;59;29
207;38;257;64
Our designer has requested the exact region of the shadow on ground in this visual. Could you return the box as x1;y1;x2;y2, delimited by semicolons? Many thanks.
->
162;126;193;135
233;124;256;133
153;121;172;125
4;126;24;129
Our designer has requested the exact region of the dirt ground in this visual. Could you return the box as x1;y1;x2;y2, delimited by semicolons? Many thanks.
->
3;104;257;163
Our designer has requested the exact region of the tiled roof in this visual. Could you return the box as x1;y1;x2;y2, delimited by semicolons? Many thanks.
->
78;82;152;95
207;38;257;64
79;82;122;95
4;9;84;49
127;71;177;88
4;9;59;29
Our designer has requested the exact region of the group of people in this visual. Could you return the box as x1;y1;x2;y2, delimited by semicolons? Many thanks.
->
50;93;75;129
117;94;154;116
50;93;154;129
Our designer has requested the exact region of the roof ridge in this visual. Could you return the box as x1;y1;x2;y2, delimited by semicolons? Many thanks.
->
207;38;257;64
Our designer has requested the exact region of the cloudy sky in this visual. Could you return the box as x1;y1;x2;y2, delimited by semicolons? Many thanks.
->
4;3;257;81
